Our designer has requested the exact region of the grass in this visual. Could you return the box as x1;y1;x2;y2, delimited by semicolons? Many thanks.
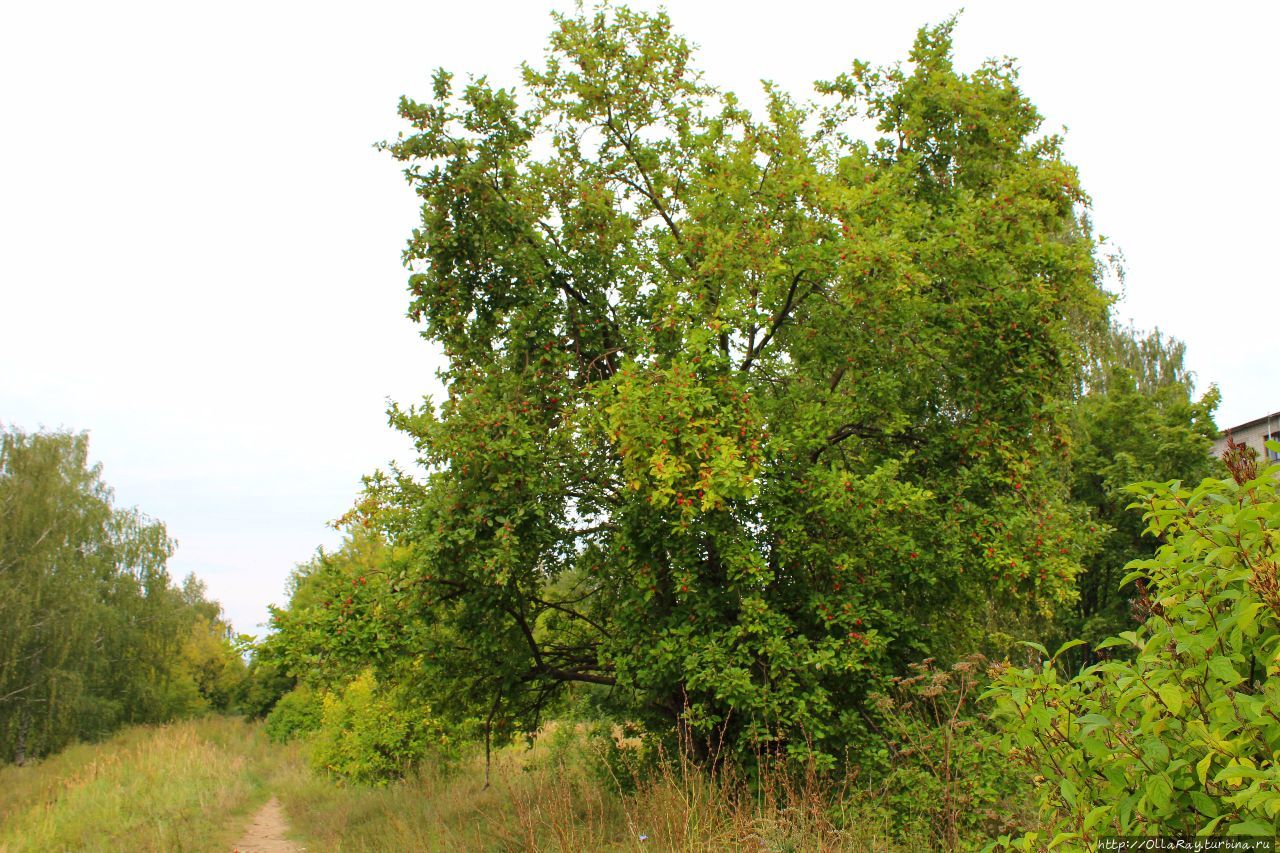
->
0;716;287;853
269;730;629;851
0;717;936;851
272;722;924;851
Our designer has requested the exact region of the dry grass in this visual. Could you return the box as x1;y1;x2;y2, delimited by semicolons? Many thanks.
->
0;717;936;851
0;716;281;853
276;722;923;852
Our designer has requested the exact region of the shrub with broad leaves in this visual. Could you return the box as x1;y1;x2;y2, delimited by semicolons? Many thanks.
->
986;439;1280;847
264;685;323;744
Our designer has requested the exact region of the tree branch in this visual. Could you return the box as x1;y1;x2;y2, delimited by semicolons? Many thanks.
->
532;595;613;638
741;271;806;372
809;422;923;464
603;107;687;253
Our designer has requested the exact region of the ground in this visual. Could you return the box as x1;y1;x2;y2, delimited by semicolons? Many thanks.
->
233;797;303;853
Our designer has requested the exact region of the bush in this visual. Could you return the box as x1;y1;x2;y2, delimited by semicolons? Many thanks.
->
986;442;1280;846
264;685;323;744
863;655;1031;848
309;670;450;784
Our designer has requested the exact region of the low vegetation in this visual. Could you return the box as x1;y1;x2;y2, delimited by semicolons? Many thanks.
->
0;715;922;851
0;717;276;853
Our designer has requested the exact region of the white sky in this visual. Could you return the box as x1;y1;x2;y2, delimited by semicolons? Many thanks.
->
2;1;1275;635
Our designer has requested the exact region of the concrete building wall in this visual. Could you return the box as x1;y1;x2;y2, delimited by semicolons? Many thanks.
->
1212;411;1280;463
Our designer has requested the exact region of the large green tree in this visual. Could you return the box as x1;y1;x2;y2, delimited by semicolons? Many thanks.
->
374;7;1109;760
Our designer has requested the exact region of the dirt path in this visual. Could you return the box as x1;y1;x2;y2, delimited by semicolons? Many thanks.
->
232;797;304;852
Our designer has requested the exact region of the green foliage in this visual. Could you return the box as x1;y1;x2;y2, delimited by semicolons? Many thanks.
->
309;670;450;784
867;656;1031;848
260;527;419;693
986;447;1280;845
264;686;323;744
1064;324;1221;654
0;427;240;764
370;4;1108;763
177;581;250;713
254;528;469;781
234;656;296;721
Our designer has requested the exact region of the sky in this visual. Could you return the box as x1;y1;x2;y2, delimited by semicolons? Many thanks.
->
2;1;1276;635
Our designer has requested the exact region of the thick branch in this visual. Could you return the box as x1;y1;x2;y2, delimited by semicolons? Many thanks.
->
533;665;617;687
809;422;923;464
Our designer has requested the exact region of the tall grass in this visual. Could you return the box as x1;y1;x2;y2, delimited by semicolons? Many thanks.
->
0;716;282;853
1;716;946;851
274;722;926;851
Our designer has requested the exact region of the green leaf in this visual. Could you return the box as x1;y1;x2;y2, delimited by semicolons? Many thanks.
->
1197;753;1213;786
1197;815;1225;836
1208;657;1241;685
1019;640;1049;657
1147;774;1173;810
1053;639;1086;660
1214;764;1268;783
1189;791;1218;818
1238;602;1265;636
1157;683;1184;715
1048;832;1080;849
1059;777;1077;807
1083;804;1110;832
1227;819;1275;836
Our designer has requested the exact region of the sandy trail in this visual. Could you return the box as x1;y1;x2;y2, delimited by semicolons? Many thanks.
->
232;797;304;852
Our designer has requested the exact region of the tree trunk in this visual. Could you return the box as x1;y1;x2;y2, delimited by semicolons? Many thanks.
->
14;711;29;766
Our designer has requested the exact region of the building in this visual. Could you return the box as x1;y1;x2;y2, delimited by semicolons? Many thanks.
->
1212;410;1280;463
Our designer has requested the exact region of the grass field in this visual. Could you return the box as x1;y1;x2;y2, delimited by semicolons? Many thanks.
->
0;718;925;852
0;717;282;853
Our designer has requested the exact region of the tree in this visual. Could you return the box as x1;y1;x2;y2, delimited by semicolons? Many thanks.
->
262;527;420;694
175;576;249;713
0;426;236;763
373;6;1109;762
0;428;116;762
1064;324;1220;654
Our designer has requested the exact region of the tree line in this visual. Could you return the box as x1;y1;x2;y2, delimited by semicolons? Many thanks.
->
0;427;246;764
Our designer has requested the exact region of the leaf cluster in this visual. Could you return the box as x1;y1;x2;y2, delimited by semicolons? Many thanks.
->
987;449;1280;846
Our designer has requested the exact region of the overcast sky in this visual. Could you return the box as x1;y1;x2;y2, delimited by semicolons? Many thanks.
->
2;1;1275;635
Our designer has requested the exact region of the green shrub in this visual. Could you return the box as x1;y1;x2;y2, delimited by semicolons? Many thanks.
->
309;670;449;784
264;685;323;744
864;655;1031;848
986;443;1280;846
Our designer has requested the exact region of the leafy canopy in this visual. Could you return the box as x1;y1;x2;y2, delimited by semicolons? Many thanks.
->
372;5;1109;760
1063;324;1221;653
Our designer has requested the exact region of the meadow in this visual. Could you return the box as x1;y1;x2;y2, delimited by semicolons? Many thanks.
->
0;716;933;852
